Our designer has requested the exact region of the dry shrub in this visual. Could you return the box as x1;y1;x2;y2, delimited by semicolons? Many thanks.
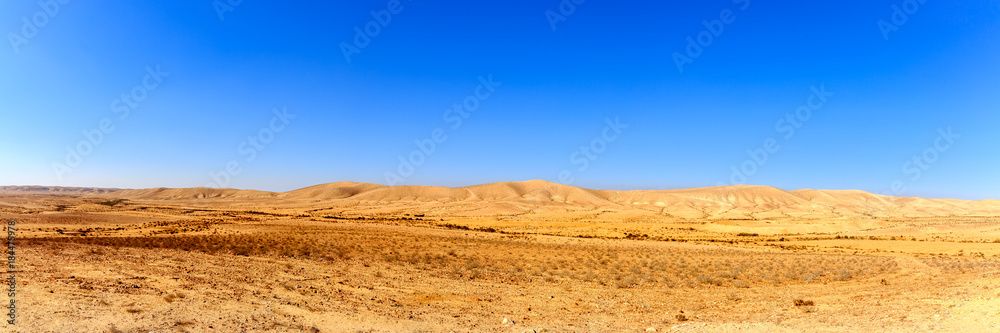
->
163;292;186;303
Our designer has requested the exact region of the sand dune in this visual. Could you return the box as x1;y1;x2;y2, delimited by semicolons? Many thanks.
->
5;180;999;219
281;181;386;200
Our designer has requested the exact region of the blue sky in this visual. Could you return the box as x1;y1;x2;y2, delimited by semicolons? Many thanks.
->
1;0;998;200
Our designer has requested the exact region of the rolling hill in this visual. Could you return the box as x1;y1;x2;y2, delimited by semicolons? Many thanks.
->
4;180;999;219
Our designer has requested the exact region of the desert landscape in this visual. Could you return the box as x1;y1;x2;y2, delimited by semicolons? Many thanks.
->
2;180;999;332
7;0;997;332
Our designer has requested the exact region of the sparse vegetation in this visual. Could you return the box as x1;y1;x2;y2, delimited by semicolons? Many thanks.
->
5;193;998;332
163;292;186;303
920;257;1000;274
98;199;128;206
24;224;898;289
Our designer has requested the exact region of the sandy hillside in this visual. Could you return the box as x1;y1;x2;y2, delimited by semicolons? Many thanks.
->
12;180;988;219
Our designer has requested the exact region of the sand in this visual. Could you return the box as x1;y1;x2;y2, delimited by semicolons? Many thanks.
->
1;181;998;332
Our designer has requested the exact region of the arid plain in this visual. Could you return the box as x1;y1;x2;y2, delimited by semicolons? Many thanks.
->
2;180;1000;332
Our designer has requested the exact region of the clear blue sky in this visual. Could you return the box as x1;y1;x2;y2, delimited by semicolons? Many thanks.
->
2;0;998;200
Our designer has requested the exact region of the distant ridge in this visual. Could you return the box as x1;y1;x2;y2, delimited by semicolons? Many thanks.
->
3;180;999;219
0;186;120;195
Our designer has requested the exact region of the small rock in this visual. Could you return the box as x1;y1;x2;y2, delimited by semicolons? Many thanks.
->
646;328;657;332
503;317;515;325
